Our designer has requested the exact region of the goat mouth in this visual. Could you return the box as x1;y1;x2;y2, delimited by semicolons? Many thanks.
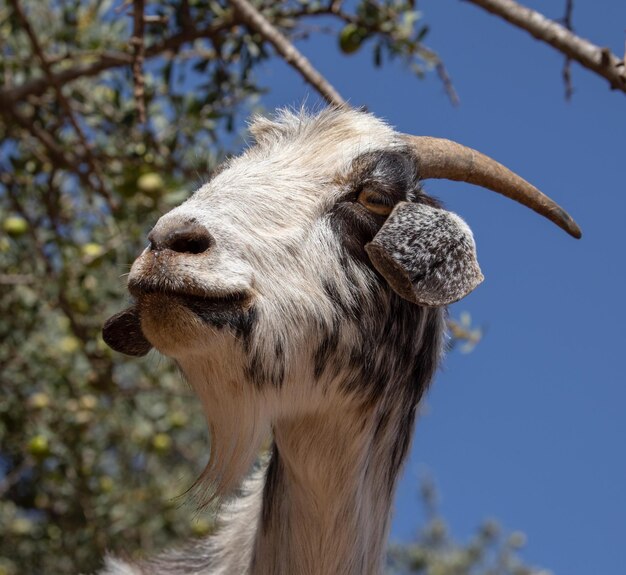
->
176;290;251;311
131;285;250;306
129;280;253;320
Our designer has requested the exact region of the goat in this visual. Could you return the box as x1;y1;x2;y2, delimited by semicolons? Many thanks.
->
102;107;580;575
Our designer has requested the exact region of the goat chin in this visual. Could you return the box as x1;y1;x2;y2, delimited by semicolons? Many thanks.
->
137;294;207;357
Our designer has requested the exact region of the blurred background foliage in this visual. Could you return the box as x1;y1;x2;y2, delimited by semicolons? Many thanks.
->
0;1;537;573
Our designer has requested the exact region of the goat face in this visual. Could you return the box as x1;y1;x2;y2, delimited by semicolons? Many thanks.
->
106;107;481;361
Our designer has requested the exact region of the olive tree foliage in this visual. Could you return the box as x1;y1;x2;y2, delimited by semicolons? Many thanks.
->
1;1;538;573
387;480;549;575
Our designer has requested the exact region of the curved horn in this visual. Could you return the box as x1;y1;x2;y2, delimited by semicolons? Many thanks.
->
403;135;581;239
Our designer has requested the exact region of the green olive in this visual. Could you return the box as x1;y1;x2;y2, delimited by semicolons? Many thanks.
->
339;24;366;55
3;216;28;236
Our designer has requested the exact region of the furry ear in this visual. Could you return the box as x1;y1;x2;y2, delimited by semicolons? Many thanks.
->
103;305;152;357
365;202;483;307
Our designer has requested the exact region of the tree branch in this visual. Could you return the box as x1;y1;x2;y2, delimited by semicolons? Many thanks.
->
0;20;233;105
0;52;130;104
464;0;626;94
561;0;574;100
229;0;346;107
130;0;147;124
0;102;110;211
8;0;113;207
418;45;460;106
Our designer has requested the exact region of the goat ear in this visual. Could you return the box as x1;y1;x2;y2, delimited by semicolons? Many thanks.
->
103;305;153;357
365;202;483;307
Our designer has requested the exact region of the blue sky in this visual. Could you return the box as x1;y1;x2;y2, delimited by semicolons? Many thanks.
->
251;1;625;573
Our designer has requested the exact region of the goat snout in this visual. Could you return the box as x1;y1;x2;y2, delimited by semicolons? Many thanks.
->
148;220;213;255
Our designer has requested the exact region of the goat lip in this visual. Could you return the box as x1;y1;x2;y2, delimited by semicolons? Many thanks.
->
178;291;252;308
128;281;252;308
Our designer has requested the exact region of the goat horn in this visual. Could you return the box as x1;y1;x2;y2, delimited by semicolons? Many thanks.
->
403;135;581;239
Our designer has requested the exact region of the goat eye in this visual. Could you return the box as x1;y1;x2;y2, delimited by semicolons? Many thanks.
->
357;189;393;216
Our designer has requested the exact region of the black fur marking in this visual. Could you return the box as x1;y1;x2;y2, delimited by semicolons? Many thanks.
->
340;292;439;403
356;149;422;202
260;443;283;534
385;401;418;493
318;150;448;402
182;295;256;336
235;305;257;346
328;202;380;267
246;331;286;388
246;353;264;388
322;279;350;317
274;337;284;361
314;320;341;380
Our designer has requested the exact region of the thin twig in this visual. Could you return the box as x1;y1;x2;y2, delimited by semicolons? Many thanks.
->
419;45;460;106
229;0;346;107
329;0;343;12
464;0;626;94
0;274;35;285
0;459;31;498
435;61;460;106
115;0;133;14
7;0;114;208
131;0;147;123
0;102;78;171
561;0;574;100
180;0;193;32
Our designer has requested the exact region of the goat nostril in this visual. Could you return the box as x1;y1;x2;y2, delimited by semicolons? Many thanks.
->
169;233;211;254
148;222;213;254
166;225;212;254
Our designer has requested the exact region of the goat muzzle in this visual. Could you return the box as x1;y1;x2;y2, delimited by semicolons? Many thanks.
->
403;135;582;239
